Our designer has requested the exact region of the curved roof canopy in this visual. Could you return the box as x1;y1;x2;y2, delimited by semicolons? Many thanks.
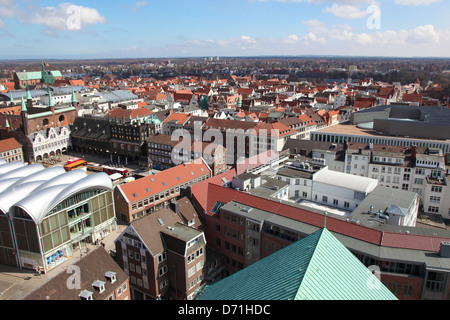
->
0;162;113;225
13;172;113;225
0;164;44;181
0;161;26;175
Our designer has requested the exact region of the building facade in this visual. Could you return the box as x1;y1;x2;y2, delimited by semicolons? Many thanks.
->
0;162;117;273
0;137;23;163
204;183;450;300
115;208;206;300
114;159;211;223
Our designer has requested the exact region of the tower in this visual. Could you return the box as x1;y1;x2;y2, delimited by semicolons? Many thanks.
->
71;88;77;106
21;96;29;135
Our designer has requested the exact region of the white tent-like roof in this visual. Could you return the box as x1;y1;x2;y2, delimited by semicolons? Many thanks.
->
313;168;378;194
14;172;113;224
0;161;113;225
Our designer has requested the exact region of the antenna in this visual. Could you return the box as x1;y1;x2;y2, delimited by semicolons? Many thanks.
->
324;212;327;229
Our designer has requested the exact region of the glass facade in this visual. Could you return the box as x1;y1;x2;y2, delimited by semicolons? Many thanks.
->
11;189;115;272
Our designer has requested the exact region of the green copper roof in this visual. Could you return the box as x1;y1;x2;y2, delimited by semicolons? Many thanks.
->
16;71;42;81
71;89;77;103
21;96;27;112
197;228;397;301
5;119;10;128
48;90;54;107
26;90;32;100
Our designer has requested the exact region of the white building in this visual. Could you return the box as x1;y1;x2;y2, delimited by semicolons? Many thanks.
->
312;168;378;212
344;144;450;219
28;126;71;162
275;163;378;212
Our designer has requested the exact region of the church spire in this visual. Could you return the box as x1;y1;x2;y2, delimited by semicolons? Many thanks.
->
21;96;27;113
71;88;77;104
48;89;54;107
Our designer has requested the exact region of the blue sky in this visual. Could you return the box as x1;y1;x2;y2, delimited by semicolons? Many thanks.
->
0;0;449;59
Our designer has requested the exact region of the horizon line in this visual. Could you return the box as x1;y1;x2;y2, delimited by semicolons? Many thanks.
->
1;54;450;63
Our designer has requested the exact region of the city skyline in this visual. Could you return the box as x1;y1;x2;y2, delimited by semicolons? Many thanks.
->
0;0;449;59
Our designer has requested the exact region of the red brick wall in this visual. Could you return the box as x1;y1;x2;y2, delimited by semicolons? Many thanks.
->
380;273;424;300
25;108;77;135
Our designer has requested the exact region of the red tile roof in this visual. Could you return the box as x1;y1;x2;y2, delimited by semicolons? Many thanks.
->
107;108;152;119
163;113;191;125
206;184;383;245
118;158;211;203
190;169;237;213
380;232;449;252
206;184;450;252
0;137;22;152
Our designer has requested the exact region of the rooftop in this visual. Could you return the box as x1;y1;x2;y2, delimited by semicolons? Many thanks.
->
197;227;397;300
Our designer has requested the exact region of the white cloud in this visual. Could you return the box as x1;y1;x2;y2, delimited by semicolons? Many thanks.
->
324;4;368;18
0;1;105;32
132;1;148;12
395;0;441;5
168;19;448;57
0;0;17;18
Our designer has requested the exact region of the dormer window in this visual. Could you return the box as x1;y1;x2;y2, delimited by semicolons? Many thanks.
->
105;271;117;284
79;289;94;300
92;280;106;294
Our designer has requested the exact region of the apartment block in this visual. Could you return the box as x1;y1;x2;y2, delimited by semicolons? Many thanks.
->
114;208;206;300
114;158;211;223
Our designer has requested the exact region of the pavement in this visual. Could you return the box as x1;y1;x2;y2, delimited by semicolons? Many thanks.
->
0;222;127;300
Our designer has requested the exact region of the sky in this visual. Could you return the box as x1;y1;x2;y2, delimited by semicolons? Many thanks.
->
0;0;449;59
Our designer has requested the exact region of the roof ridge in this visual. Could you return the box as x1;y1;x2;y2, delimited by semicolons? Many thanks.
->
294;228;326;299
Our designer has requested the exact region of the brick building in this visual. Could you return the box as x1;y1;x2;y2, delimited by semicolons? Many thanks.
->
202;183;450;300
114;158;211;223
114;208;206;300
0;91;78;163
0;137;23;163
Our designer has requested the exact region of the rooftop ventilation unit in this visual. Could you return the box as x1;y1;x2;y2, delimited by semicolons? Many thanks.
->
105;271;117;284
440;241;450;258
79;289;94;300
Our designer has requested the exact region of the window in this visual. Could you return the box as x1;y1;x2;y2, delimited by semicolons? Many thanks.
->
403;285;413;297
431;186;443;193
428;206;439;213
211;201;225;214
429;196;441;203
344;202;350;208
392;283;401;296
426;272;446;292
160;279;168;289
322;196;328;203
159;265;168;277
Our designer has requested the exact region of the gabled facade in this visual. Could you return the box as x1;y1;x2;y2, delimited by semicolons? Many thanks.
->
114;208;207;300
